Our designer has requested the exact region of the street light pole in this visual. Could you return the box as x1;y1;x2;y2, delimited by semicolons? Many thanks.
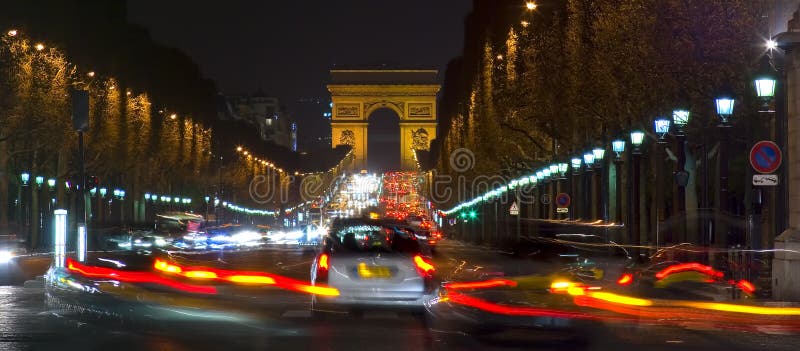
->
630;131;645;250
715;94;735;249
612;140;626;225
654;117;671;245
672;109;690;244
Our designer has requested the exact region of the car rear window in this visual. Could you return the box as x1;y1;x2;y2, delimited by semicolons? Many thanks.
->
330;224;420;254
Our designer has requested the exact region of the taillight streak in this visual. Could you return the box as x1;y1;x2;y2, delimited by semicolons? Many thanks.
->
67;258;217;294
413;255;435;277
617;273;634;286
152;258;339;296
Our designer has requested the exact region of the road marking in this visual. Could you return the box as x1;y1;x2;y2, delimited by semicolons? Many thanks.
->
363;311;400;319
282;310;312;318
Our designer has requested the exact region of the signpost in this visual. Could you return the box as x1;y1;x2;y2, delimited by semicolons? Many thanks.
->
750;141;782;174
556;193;570;215
753;174;779;186
509;201;519;216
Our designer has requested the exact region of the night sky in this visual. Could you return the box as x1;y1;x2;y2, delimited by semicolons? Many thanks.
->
127;1;473;148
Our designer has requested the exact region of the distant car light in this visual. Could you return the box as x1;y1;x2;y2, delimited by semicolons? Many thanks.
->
0;250;13;263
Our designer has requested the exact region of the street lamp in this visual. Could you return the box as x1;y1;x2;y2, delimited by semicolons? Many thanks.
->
654;117;671;143
145;193;151;201
715;96;735;126
630;131;645;153
35;176;44;188
672;109;690;134
47;178;56;190
99;188;107;198
583;153;595;166
20;173;30;185
755;55;777;113
525;1;537;10
571;158;582;173
612;140;626;159
592;148;606;166
558;163;568;178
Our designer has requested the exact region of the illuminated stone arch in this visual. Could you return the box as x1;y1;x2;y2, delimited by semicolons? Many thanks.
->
328;68;439;171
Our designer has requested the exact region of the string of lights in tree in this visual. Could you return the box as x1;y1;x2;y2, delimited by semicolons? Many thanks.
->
441;141;618;217
235;146;354;177
5;28;197;135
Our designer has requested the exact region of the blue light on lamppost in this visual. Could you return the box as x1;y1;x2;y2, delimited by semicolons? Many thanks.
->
583;153;595;167
715;96;735;125
571;157;582;173
592;148;605;166
754;56;777;112
20;173;30;185
145;193;151;201
99;188;107;198
654;117;671;143
35;176;44;188
47;178;56;190
612;140;626;159
90;188;97;197
119;190;125;199
205;196;210;203
549;164;559;176
113;189;120;198
558;163;568;178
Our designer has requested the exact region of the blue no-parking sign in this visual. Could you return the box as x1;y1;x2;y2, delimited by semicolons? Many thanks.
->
749;141;782;174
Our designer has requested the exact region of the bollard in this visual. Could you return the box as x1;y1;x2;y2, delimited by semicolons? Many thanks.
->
77;224;87;262
54;209;67;268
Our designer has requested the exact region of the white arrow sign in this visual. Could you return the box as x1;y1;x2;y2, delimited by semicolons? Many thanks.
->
753;174;778;186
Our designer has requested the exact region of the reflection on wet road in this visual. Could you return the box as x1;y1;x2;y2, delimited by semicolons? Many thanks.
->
2;241;800;351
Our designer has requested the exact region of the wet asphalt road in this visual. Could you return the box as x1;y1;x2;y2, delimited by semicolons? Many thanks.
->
2;241;799;351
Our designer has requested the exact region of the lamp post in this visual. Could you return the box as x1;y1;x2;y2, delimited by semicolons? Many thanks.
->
571;157;581;220
612;140;625;225
715;94;735;248
653;118;671;245
630;131;645;248
19;173;30;241
672;109;690;244
753;59;777;251
583;153;595;220
593;147;607;222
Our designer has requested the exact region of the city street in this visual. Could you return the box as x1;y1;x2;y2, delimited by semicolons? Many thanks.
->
3;241;800;351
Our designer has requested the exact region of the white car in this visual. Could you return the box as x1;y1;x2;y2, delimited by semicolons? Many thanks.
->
310;218;437;314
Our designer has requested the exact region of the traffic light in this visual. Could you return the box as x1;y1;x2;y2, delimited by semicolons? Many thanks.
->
85;176;99;190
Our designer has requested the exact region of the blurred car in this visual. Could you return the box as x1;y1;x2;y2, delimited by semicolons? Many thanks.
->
310;218;437;314
0;234;26;264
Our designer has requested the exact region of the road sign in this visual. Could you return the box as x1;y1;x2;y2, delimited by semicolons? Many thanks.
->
556;207;569;213
556;193;571;208
509;201;519;216
750;141;782;174
540;194;551;205
753;174;779;186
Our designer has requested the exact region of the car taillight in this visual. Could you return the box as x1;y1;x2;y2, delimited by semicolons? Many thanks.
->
617;273;634;286
413;255;435;277
316;253;329;283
